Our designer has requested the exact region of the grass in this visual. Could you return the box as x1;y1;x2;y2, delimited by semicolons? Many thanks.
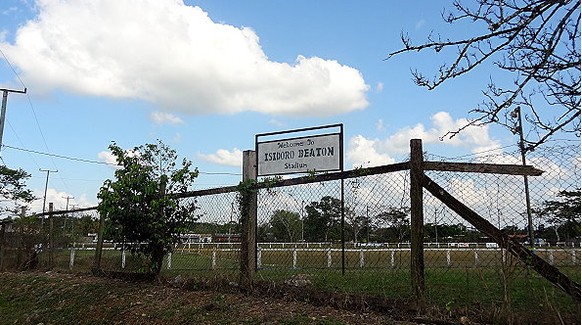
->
254;264;581;324
23;247;581;324
0;272;404;325
0;273;131;324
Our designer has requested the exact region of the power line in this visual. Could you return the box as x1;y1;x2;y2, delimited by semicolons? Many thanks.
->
3;144;115;166
0;47;26;89
1;45;63;176
1;45;70;194
0;87;27;150
0;46;51;155
3;144;242;175
6;120;41;169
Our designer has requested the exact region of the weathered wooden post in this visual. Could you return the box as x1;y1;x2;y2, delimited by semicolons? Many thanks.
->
410;139;425;310
92;211;105;274
0;221;5;271
239;150;257;290
48;202;54;269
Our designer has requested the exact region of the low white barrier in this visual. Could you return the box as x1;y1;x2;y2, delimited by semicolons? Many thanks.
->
66;245;580;271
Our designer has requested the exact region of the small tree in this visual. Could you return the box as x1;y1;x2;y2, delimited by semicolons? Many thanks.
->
0;165;34;216
72;214;100;238
97;140;198;274
347;213;374;243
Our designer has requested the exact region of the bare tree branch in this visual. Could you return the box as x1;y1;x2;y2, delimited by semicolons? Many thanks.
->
387;0;580;150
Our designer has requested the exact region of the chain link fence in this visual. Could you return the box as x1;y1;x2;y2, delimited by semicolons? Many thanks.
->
423;143;580;313
0;208;101;272
0;141;579;321
252;171;415;297
165;192;240;274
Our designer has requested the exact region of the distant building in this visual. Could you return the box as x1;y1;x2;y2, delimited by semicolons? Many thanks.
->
213;233;241;242
180;233;213;244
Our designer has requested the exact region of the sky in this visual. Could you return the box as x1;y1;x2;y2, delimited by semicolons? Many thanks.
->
0;0;573;214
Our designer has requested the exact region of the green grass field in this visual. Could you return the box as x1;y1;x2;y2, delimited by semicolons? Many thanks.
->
158;247;580;316
35;246;581;322
165;246;580;270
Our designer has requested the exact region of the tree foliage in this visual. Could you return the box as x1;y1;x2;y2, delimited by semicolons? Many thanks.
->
534;189;580;242
97;140;199;274
387;0;580;151
375;207;410;243
269;210;302;242
346;213;375;243
0;165;34;216
304;196;342;242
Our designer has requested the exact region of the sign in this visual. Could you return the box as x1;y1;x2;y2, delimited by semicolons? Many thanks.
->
256;125;342;176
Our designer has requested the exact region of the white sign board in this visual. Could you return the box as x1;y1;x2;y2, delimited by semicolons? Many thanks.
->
257;133;341;176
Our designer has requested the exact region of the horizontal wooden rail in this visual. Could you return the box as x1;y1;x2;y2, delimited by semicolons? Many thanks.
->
423;161;543;176
422;174;580;302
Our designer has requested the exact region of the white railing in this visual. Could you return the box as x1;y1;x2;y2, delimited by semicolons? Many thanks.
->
168;247;580;270
65;245;580;271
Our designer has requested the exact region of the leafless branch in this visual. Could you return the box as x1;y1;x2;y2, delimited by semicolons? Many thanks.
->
387;0;580;148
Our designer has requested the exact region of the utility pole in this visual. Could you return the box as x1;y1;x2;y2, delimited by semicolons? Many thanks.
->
512;106;534;248
0;87;27;150
40;168;58;225
63;195;74;211
63;195;74;231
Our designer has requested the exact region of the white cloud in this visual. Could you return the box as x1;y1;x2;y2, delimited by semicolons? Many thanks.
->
30;188;73;212
74;194;96;209
2;0;369;116
347;112;501;166
198;148;242;167
97;150;118;166
98;146;142;167
347;135;395;168
380;111;501;155
2;7;18;16
268;118;284;127
150;111;184;125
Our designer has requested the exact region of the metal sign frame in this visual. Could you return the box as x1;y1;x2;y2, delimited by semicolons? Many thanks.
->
254;123;346;274
255;124;344;176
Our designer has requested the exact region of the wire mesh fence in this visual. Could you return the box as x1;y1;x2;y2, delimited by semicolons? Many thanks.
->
423;143;580;309
167;191;241;273
0;141;579;320
0;208;102;272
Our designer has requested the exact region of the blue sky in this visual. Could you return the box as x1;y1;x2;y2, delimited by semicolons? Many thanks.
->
0;0;556;213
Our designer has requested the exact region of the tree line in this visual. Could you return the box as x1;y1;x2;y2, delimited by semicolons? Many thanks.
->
1;140;579;276
257;196;476;243
256;192;580;245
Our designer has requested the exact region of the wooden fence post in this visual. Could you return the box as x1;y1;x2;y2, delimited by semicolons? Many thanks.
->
239;150;257;290
48;202;54;269
92;211;105;274
0;221;5;271
410;139;425;310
